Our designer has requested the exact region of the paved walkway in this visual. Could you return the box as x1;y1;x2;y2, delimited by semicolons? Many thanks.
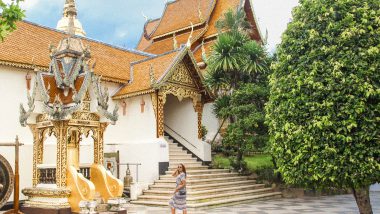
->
126;192;380;214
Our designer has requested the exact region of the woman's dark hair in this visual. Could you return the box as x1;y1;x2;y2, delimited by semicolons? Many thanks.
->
180;163;187;178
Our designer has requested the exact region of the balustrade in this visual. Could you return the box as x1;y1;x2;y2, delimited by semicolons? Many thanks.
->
37;165;92;184
38;167;56;184
79;166;91;180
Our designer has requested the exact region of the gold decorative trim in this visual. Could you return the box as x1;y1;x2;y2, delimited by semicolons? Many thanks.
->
113;89;155;100
23;201;71;209
151;92;158;117
152;22;205;40
157;93;165;137
195;102;204;139
100;76;129;84
22;187;71;198
53;121;69;188
0;60;48;71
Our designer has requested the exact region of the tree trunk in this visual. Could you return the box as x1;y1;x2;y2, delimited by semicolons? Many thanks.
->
237;148;243;171
352;186;373;214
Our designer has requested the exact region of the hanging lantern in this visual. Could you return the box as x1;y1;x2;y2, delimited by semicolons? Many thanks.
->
121;101;127;116
25;72;32;90
140;97;145;113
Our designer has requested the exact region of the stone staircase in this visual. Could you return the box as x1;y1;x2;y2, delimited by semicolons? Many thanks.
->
130;136;282;208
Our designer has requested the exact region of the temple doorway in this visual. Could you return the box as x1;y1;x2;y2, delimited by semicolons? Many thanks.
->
164;94;199;145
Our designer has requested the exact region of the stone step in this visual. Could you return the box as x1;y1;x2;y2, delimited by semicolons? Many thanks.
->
149;180;256;191
168;152;189;156
131;192;282;208
189;183;266;196
167;165;208;170
142;184;266;196
169;147;184;151
189;192;283;208
165;169;229;175
155;176;248;186
137;188;274;203
169;155;193;160
169;159;198;163
160;172;239;180
169;163;203;168
169;157;197;161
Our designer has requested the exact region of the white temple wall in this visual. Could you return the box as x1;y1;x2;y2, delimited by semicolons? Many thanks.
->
164;95;211;162
0;65;35;201
104;91;157;143
202;102;220;142
101;85;168;185
0;65;35;144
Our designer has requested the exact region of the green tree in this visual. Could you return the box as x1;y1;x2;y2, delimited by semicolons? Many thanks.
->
266;0;379;213
222;83;269;172
205;9;270;172
0;0;24;41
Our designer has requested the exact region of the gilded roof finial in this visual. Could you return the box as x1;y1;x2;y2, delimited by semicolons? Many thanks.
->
173;33;178;49
198;0;203;22
141;11;149;22
186;22;194;48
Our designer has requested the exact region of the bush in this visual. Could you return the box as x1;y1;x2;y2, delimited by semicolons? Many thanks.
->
229;156;249;174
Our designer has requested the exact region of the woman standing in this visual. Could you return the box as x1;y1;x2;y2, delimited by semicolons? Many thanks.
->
169;163;187;214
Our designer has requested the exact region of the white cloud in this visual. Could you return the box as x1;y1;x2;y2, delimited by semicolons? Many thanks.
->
21;0;42;10
2;0;42;10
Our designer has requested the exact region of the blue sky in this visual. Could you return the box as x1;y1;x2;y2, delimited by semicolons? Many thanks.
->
9;0;299;51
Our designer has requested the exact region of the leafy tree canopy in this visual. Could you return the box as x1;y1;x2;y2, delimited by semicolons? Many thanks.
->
266;0;379;208
0;0;24;41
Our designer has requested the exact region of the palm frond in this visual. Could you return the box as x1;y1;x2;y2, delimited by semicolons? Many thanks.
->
216;8;251;34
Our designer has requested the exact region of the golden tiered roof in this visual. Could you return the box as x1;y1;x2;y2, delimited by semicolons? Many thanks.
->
148;0;215;39
138;0;263;61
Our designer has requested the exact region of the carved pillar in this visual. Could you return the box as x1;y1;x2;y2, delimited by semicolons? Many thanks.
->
53;121;69;188
151;93;158;117
157;93;166;137
30;125;40;187
94;123;108;164
195;102;204;139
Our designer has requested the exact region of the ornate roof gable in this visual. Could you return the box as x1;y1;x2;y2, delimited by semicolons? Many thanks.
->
113;46;212;101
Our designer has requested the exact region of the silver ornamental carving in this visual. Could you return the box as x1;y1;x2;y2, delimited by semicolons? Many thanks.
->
20;34;118;125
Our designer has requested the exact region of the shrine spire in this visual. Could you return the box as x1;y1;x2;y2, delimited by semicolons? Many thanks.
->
63;0;77;17
56;0;86;36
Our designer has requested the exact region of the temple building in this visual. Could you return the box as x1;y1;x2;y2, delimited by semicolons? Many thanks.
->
0;0;281;211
